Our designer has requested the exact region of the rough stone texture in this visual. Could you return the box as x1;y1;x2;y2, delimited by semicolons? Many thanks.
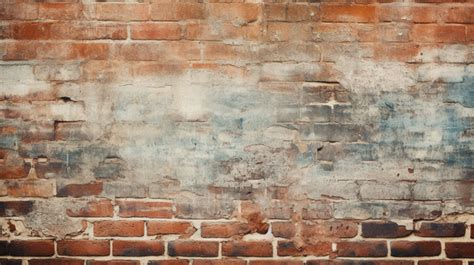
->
0;0;473;263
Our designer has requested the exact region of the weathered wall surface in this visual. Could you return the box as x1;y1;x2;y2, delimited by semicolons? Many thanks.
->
0;0;473;264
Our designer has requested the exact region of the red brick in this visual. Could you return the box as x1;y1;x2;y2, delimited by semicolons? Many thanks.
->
94;221;145;237
0;201;33;217
95;3;149;21
362;221;412;238
10;22;54;40
391;241;441;257
168;241;219;257
67;199;114;217
250;261;303;265
58;240;109;256
69;43;111;60
413;25;466;43
321;4;377;23
9;240;54;256
88;261;140;265
147;221;195;236
239;201;269;234
1;259;25;265
57;181;103;197
201;222;249;238
208;3;260;23
150;3;205;21
0;151;29;179
194;260;246;265
307;261;414;265
113;240;165;256
468;26;474;43
0;241;8;255
271;222;296;239
29;259;84;265
337;241;388;257
418;261;462;265
118;200;173;218
9;22;126;40
7;179;55;198
131;23;182;40
277;240;332;256
445;242;474;258
148;261;189;265
302;221;359;239
441;6;474;23
415;222;465;237
222;241;273;257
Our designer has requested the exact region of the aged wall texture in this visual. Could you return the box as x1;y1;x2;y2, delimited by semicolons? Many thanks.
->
0;0;473;264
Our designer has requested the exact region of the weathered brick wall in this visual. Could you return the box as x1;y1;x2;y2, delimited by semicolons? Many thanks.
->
0;0;473;264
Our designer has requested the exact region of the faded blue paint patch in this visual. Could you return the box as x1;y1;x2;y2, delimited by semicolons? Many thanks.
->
377;76;473;176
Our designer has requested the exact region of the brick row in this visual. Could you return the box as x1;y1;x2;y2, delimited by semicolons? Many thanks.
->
2;3;472;24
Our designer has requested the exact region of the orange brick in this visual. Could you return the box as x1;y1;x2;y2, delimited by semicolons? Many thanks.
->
131;23;182;40
119;42;200;62
185;22;261;41
7;179;55;198
441;6;474;23
8;22;127;40
150;3;205;21
202;43;257;62
94;221;145;237
95;3;149;21
413;24;466;43
0;3;38;20
208;3;260;23
377;6;438;23
322;4;377;23
38;3;84;20
267;22;312;42
0;151;29;179
374;43;421;62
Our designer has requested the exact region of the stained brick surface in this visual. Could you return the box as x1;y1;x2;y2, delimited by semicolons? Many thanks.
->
0;0;473;263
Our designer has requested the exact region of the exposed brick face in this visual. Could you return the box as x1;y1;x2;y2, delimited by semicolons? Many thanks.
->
337;241;388;257
94;221;145;237
1;1;473;264
57;240;110;256
112;240;165;256
168;241;219;257
391;241;442;257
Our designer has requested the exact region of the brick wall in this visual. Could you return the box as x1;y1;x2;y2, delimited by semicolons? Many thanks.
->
0;0;473;264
